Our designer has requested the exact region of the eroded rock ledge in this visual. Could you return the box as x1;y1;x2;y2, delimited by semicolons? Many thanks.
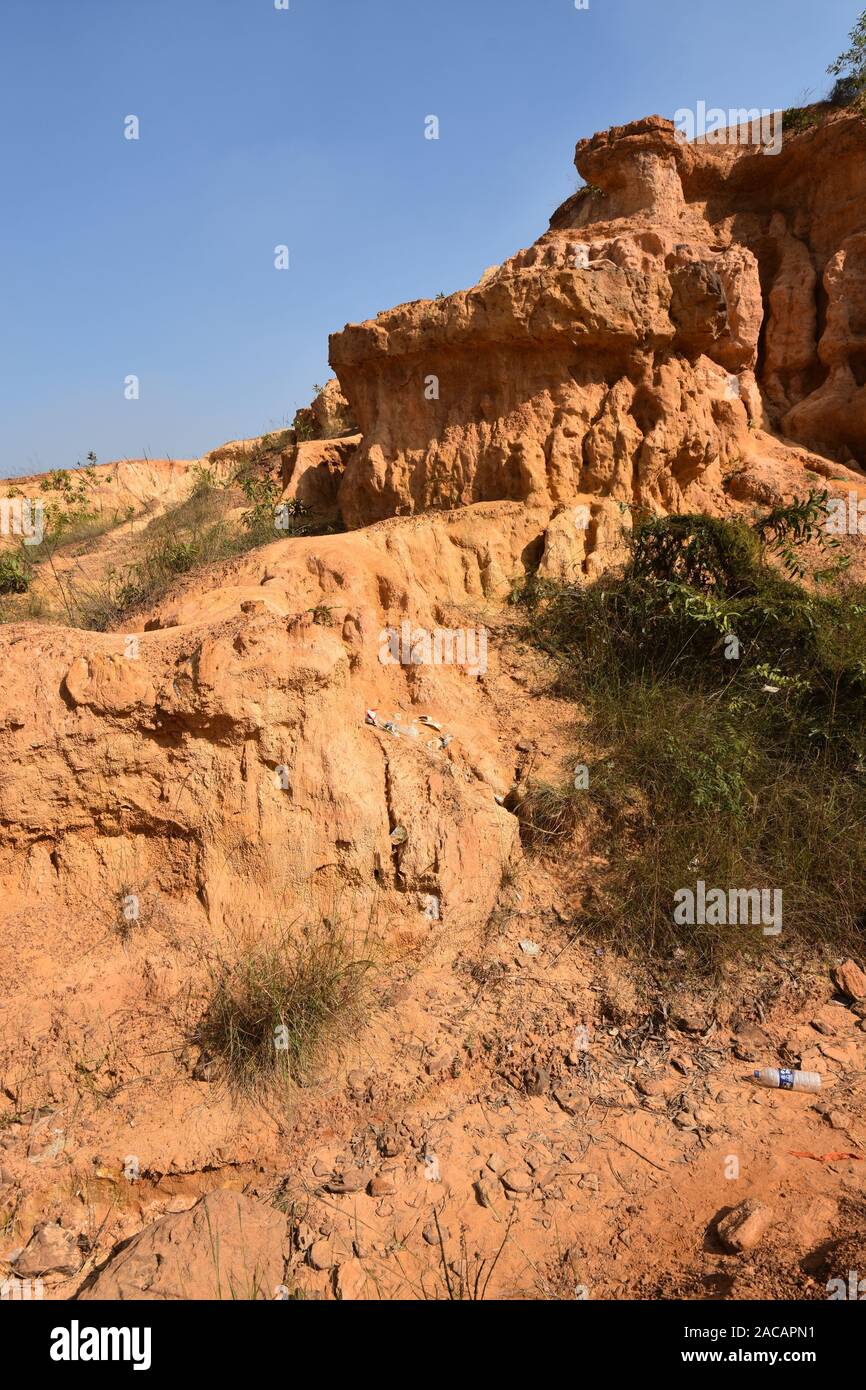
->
331;111;866;537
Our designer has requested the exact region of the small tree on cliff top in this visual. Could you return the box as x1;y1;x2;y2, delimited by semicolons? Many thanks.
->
828;9;866;94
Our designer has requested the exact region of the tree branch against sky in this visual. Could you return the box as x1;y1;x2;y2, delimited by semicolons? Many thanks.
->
829;7;866;82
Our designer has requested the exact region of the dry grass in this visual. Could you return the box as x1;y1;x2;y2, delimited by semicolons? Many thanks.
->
196;920;374;1096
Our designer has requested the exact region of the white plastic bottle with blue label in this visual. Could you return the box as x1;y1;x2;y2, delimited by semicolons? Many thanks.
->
753;1067;821;1092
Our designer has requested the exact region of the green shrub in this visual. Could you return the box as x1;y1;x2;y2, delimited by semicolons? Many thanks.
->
512;500;866;970
291;408;316;441
782;105;826;135
829;9;866;92
631;513;760;593
38;463;99;540
0;552;30;594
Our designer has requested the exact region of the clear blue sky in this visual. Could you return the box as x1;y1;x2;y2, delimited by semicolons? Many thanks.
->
0;0;859;475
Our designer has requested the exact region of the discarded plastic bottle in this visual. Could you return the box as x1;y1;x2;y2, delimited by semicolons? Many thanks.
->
753;1067;821;1093
389;720;419;738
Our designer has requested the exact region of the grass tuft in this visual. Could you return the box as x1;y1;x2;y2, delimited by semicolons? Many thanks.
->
196;921;373;1096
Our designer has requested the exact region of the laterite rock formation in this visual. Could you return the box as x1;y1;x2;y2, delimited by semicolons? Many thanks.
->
1;107;865;1301
332;111;866;557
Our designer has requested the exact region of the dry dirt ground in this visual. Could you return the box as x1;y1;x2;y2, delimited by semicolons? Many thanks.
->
1;616;863;1301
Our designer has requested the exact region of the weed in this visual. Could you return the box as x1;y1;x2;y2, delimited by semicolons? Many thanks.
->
432;1207;515;1301
196;921;374;1095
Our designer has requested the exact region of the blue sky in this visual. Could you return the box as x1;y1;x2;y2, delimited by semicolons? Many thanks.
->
0;0;859;475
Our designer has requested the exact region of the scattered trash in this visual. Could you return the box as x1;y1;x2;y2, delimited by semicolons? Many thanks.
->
389;825;408;846
366;709;452;749
420;893;440;921
421;1152;440;1182
518;939;540;956
365;709;418;737
753;1067;822;1092
391;719;420;738
425;733;453;752
790;1150;865;1163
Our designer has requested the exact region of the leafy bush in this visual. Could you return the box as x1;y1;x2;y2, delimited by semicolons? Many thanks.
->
829;9;866;90
631;513;760;593
755;487;849;582
38;463;99;540
512;500;866;969
0;552;30;594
